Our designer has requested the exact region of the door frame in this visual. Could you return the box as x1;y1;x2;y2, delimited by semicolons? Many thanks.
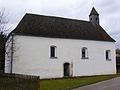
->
63;62;70;77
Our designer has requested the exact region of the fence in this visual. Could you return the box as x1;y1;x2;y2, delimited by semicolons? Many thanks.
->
0;73;40;90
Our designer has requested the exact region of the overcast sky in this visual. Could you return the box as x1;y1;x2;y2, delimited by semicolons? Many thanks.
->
0;0;120;48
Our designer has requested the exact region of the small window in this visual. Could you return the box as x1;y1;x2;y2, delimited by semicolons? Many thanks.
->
82;47;88;59
106;50;111;60
96;18;97;20
90;18;92;20
50;45;57;59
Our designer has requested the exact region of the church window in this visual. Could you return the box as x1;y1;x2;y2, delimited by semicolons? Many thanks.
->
106;50;111;60
96;18;98;20
82;47;88;59
50;45;57;58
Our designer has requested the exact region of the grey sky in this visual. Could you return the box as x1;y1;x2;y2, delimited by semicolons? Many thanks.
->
0;0;120;48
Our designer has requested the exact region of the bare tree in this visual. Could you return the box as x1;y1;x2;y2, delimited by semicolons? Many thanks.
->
0;9;9;33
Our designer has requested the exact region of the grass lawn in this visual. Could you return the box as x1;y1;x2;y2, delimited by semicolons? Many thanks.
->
40;74;120;90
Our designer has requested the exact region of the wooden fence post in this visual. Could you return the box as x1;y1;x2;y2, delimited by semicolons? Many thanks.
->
38;76;40;90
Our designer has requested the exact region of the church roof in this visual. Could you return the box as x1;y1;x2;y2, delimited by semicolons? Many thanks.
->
89;7;99;16
12;13;115;42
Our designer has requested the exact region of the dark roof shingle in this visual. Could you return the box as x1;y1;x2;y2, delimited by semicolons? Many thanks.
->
13;13;115;42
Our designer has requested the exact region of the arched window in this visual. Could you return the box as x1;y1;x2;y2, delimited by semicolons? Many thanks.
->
50;45;57;58
106;50;111;60
96;17;98;20
82;47;88;59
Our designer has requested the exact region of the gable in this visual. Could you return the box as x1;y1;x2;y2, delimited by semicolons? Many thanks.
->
12;13;115;42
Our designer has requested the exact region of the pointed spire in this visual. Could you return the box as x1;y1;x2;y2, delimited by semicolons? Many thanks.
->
89;7;99;16
89;7;99;25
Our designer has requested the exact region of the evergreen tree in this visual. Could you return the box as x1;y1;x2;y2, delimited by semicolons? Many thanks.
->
0;32;6;72
0;9;9;73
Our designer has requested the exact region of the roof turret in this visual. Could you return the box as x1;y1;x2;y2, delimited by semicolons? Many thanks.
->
89;7;99;16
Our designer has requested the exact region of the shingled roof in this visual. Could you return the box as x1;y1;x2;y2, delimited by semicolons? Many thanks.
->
13;13;115;42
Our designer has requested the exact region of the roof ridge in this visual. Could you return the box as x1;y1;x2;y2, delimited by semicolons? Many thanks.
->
25;13;90;23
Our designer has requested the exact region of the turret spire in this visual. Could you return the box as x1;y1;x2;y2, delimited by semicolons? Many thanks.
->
89;7;99;16
89;7;99;26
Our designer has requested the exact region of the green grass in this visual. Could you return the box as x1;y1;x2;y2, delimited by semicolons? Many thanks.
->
40;74;120;90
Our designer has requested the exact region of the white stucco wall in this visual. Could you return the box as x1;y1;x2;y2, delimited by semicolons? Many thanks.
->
5;35;116;79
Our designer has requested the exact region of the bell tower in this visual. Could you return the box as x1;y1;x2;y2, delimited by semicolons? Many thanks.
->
89;7;99;26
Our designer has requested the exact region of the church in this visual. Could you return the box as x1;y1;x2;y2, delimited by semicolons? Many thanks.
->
5;7;116;79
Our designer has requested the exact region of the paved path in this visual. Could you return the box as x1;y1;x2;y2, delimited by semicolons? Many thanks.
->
72;77;120;90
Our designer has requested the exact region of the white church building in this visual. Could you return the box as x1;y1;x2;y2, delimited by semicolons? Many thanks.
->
5;7;116;79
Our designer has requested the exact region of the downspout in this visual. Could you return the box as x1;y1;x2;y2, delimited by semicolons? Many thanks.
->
10;33;14;73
